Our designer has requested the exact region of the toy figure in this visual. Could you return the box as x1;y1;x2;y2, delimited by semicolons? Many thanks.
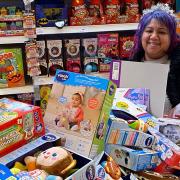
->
101;156;121;180
24;147;76;178
55;92;84;131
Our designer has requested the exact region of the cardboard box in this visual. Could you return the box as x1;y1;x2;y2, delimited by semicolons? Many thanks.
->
110;60;169;117
110;96;159;129
0;133;98;180
0;98;45;157
105;144;160;171
44;70;116;158
105;118;155;148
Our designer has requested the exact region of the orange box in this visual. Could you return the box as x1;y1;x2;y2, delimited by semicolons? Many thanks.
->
0;98;45;157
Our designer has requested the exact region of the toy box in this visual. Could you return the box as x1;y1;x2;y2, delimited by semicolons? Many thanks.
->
157;118;180;144
0;48;25;88
44;70;116;158
0;98;45;157
35;0;68;27
105;144;160;171
149;127;180;168
0;133;98;180
110;95;159;129
105;118;155;149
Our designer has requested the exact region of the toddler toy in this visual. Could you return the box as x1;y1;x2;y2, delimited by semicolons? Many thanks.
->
101;156;121;179
24;146;77;177
128;119;149;132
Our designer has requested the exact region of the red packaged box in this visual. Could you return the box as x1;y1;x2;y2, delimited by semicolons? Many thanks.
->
0;98;45;157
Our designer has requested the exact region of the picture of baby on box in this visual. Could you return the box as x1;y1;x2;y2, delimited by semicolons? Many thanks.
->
44;77;106;139
55;92;84;131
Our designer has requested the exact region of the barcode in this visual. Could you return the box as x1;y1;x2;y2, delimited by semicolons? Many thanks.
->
112;62;120;80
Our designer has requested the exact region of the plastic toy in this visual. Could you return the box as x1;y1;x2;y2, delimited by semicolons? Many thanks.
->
128;119;148;132
101;156;121;179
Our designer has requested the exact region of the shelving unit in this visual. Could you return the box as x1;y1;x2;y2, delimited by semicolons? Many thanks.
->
36;23;138;35
0;85;34;95
0;23;138;96
0;36;29;44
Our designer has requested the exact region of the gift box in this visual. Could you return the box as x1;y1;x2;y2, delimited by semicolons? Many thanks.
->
0;98;45;157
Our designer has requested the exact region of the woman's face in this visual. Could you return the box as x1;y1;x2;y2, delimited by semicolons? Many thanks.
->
141;19;170;60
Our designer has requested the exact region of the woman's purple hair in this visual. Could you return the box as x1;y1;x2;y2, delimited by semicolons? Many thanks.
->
130;9;178;59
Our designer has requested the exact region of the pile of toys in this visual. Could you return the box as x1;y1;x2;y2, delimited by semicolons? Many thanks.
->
0;70;179;180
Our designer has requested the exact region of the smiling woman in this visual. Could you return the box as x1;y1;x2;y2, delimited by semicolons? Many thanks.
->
129;3;180;114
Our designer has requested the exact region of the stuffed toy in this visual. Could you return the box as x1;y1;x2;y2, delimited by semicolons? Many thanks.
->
24;147;77;177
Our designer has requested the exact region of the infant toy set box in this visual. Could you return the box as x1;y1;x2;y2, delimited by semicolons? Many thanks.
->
0;98;45;157
0;133;97;180
44;70;116;158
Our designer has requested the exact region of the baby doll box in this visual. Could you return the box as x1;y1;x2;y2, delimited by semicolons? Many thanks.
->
0;98;45;157
0;133;98;180
44;70;116;158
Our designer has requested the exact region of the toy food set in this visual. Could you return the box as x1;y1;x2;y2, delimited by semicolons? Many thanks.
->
105;118;155;149
25;41;41;77
98;33;119;72
37;40;48;75
47;40;64;76
35;0;68;27
64;39;81;73
119;36;134;59
105;144;160;172
44;70;116;158
0;98;45;157
157;118;180;144
0;48;25;88
0;133;98;180
149;127;180;168
82;38;99;73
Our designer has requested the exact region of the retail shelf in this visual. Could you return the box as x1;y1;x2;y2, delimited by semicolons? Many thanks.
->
36;23;138;35
0;36;29;45
0;85;34;96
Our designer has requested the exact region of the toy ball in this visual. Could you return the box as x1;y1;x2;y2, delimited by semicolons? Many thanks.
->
101;157;121;179
92;63;98;72
85;64;93;73
128;119;148;132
